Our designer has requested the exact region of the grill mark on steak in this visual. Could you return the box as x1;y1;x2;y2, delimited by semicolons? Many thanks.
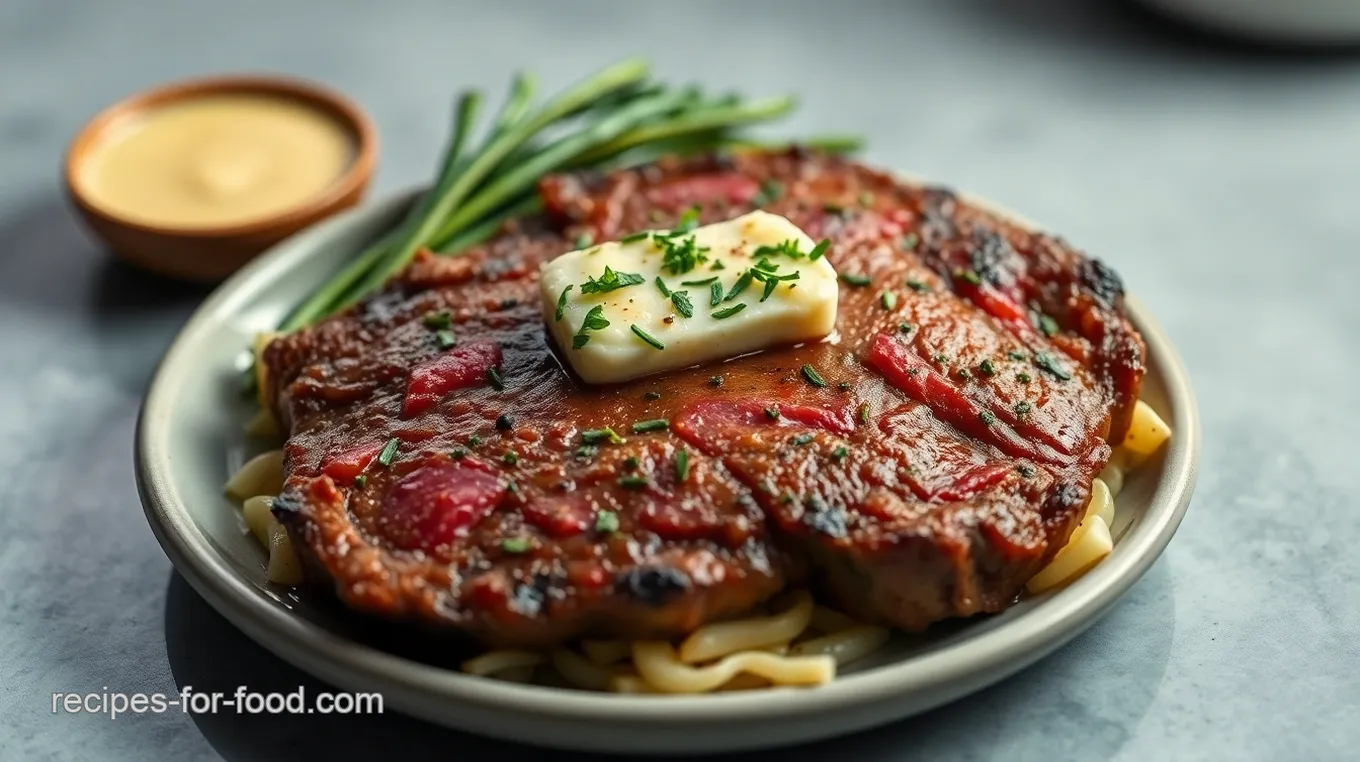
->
263;149;1144;647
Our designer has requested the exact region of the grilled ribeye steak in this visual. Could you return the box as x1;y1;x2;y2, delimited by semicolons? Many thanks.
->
262;149;1145;648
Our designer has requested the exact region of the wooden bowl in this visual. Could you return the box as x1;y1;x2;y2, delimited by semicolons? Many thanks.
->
65;74;378;282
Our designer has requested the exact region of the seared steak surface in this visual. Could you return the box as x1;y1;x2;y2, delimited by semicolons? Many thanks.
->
263;150;1145;648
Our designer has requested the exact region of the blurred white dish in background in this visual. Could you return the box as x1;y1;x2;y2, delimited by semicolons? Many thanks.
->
1141;0;1360;44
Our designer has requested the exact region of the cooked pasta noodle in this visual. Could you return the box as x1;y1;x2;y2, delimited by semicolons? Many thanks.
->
243;407;280;437
632;641;835;694
788;626;891;665
224;449;285;501
1088;478;1115;527
809;605;856;634
1098;461;1125;498
1120;399;1172;466
252;331;278;409
241;495;274;546
715;673;771;692
609;674;659;694
265;520;304;585
1026;509;1114;594
551;648;615;691
677;591;813;663
224;451;302;585
461;650;547;677
580;639;632;665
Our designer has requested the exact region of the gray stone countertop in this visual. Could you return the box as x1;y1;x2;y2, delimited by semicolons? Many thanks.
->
1;1;1356;759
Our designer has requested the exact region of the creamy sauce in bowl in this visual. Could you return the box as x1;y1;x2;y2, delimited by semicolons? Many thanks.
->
78;93;355;229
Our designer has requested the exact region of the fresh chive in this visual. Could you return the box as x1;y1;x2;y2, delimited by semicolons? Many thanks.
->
487;367;505;390
956;269;983;286
759;277;779;302
620;475;649;490
353;475;368;488
839;272;872;287
809;240;830;261
554;285;573;321
653;277;671;298
670;290;694;318
724;270;754;301
574;444;597;459
631;324;665;350
423;311;452;329
1039;315;1059;337
681;276;718;286
711;303;746;319
468;435;484;447
502;451;519;465
658;234;710;275
906;279;930;293
710;260;726;271
899;323;913;334
573;304;610;348
501;537;531;554
980;410;997;427
505;480;519;494
377;438;400;467
1017;372;1032;383
1018;464;1037;478
621;231;652;244
793;433;815;446
435;330;457;349
709;280;723;307
580;265;645;295
831;446;848;462
978;359;997;377
880;291;898;310
958;368;973;380
857;402;870;425
495;413;513;431
801;364;827;388
1008;350;1029;361
765;406;781;420
582;427;625;445
595;510;620;533
1015;400;1033;417
1033;352;1072;380
450;447;468;459
574;232;594;249
631;418;669;433
644;391;662;401
932;353;949;365
709;375;723;387
622;456;639;471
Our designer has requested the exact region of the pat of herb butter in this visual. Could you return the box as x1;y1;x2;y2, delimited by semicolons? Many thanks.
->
540;211;838;384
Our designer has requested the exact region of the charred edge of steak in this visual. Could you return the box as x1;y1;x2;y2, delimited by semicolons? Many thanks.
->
616;566;692;607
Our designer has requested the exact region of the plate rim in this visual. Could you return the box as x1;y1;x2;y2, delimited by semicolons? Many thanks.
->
135;185;1200;750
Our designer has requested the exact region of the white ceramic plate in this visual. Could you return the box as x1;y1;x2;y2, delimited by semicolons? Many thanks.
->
136;188;1200;755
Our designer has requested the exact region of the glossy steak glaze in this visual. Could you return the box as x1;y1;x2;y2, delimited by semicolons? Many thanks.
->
262;149;1145;648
